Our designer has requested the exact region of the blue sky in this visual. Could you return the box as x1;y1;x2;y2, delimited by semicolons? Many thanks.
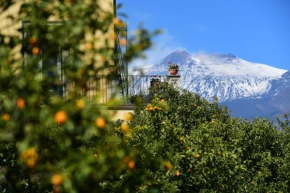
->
117;0;290;70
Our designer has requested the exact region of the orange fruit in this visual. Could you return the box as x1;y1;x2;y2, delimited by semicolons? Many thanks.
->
121;122;129;133
95;117;106;129
17;98;25;109
119;38;127;46
164;162;172;170
125;113;132;121
86;43;94;50
51;174;63;186
113;18;122;27
21;148;38;168
196;153;201;158
27;158;36;168
32;47;40;55
128;161;135;169
2;113;10;121
76;99;85;109
29;36;38;46
175;170;180;176
54;111;67;124
161;99;165;102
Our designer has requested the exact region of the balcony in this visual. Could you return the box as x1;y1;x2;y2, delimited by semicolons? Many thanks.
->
64;75;168;107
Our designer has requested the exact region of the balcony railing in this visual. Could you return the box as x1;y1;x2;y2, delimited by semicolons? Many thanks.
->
64;75;167;104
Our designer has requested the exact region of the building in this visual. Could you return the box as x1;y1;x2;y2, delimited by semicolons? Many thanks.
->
0;0;133;119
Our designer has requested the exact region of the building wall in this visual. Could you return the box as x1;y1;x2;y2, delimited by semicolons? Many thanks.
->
0;0;116;99
0;2;22;36
0;0;131;118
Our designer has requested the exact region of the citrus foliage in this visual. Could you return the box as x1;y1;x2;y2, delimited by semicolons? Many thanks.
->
1;1;290;193
127;83;290;192
0;1;158;192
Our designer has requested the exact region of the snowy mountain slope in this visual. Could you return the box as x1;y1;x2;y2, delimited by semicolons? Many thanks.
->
220;70;290;119
145;50;287;102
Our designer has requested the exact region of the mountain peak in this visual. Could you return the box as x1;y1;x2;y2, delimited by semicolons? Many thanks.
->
211;53;236;59
174;49;189;53
160;50;192;64
169;50;191;57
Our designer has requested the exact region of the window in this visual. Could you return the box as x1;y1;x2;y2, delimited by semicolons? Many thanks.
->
22;21;66;96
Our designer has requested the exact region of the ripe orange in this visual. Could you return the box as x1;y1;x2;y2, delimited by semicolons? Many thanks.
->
32;47;40;55
21;148;38;168
2;113;10;121
95;117;106;129
164;162;172;170
27;158;36;168
121;122;129;133
29;36;38;46
119;38;127;46
51;174;63;186
54;111;67;124
175;170;180;176
86;42;94;50
125;113;132;121
17;98;25;109
128;161;135;169
76;99;85;109
196;153;201;158
113;18;122;27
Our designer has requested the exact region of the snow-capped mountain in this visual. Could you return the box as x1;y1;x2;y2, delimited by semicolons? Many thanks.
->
146;50;287;102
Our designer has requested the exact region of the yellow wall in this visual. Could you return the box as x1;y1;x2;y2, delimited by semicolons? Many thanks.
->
108;109;134;121
0;2;22;36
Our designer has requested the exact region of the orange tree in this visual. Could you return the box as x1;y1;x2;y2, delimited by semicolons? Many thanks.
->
0;0;160;192
126;83;290;192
